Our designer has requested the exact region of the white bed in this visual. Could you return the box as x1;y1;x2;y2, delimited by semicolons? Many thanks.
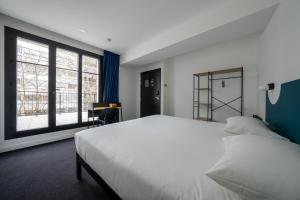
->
75;115;241;200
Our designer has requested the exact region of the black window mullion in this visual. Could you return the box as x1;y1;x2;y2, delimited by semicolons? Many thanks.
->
49;45;56;128
4;28;17;139
82;71;99;75
99;56;103;101
56;67;78;72
78;54;82;123
16;61;48;67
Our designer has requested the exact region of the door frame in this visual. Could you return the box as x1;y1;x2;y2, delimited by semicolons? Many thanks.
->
140;67;162;117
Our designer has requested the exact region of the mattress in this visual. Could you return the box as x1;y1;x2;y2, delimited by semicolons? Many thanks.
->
75;115;240;200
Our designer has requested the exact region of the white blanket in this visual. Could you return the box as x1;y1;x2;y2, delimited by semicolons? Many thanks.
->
75;115;240;200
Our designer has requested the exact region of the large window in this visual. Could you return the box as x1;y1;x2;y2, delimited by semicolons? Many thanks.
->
5;27;102;139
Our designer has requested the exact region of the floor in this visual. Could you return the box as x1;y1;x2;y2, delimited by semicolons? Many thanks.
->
0;139;111;200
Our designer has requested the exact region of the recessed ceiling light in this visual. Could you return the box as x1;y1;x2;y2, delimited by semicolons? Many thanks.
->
107;38;112;42
77;28;86;33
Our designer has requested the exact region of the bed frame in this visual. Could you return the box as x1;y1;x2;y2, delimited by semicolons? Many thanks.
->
76;153;122;200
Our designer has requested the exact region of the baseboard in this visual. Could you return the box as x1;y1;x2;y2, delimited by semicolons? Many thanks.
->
0;128;85;153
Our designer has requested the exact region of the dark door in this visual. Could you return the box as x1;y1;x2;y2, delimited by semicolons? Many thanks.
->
141;68;161;117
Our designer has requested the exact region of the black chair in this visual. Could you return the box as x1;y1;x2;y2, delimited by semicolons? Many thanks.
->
98;108;119;125
87;102;110;127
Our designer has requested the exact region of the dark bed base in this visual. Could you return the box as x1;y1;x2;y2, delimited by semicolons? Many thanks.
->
76;153;122;200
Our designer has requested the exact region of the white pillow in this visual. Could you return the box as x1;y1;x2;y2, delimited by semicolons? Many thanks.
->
224;116;287;140
206;135;300;200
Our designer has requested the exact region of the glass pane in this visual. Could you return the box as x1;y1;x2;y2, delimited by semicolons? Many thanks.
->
56;48;78;125
17;37;49;65
56;48;78;70
16;38;49;131
82;55;99;74
82;74;99;122
82;56;99;122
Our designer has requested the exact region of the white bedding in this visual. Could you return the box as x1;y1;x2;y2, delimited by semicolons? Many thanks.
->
75;115;240;200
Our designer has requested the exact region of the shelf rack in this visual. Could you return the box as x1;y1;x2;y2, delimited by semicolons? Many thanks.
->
193;72;210;121
193;67;244;121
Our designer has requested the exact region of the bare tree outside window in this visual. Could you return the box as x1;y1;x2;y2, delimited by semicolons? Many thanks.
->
16;38;100;130
82;55;99;122
56;48;79;125
17;37;49;131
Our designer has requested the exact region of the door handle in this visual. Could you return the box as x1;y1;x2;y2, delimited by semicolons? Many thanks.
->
53;88;60;94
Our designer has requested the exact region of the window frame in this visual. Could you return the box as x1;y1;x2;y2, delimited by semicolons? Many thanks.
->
5;26;103;140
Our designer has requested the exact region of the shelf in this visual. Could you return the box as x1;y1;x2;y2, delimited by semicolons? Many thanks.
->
210;67;243;75
194;117;212;121
199;103;209;106
193;66;243;122
193;103;213;108
210;76;241;81
193;101;210;105
194;72;209;76
194;88;209;90
194;67;242;76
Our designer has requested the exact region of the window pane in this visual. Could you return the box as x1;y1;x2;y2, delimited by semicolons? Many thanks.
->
83;55;99;74
56;48;78;125
17;37;49;66
82;56;99;122
16;38;49;131
56;48;78;70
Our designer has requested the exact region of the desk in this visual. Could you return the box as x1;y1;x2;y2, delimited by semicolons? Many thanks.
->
88;103;123;127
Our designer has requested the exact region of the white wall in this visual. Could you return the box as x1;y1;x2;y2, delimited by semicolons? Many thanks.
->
119;67;137;120
167;34;260;121
129;34;260;121
258;0;300;118
127;0;300;122
0;14;103;152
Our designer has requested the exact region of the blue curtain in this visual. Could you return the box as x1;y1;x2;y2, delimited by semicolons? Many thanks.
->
102;50;120;103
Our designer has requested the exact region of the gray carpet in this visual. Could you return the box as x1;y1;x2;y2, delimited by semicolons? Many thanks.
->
0;139;112;200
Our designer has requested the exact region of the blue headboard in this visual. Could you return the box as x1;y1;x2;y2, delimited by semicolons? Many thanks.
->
266;79;300;144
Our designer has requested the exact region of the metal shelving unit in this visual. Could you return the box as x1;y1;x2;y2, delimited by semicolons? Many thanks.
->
193;72;211;121
193;67;244;121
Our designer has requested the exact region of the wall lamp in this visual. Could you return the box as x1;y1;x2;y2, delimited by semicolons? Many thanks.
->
258;83;275;91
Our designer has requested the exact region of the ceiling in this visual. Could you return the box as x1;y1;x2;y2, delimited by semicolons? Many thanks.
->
121;0;279;67
0;0;224;54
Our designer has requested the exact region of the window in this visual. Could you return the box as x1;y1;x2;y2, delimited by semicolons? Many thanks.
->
56;48;79;125
16;38;49;131
82;56;100;122
5;27;102;139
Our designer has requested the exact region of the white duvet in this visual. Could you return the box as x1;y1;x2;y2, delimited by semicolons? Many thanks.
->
75;115;240;200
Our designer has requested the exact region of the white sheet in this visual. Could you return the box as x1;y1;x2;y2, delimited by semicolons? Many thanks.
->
75;115;240;200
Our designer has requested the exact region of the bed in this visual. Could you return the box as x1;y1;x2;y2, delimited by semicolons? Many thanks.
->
75;115;241;200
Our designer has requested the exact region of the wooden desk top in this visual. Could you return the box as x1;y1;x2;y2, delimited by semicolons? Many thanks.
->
92;106;122;111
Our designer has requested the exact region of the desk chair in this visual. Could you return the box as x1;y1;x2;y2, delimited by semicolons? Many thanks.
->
88;102;109;127
98;109;118;125
98;102;122;126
